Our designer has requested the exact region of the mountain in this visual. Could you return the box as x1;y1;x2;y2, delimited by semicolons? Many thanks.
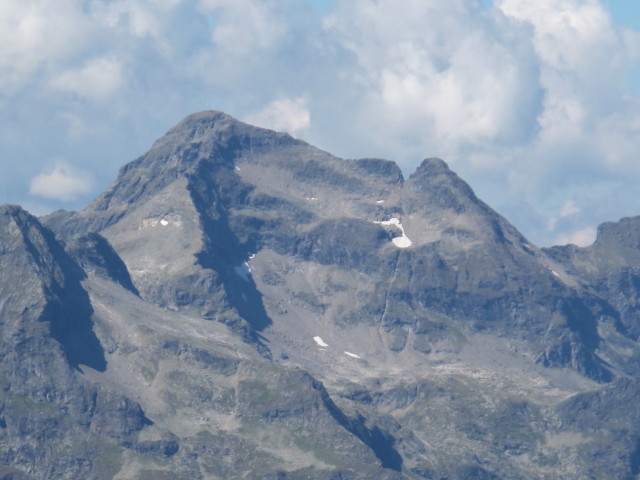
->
3;111;640;478
0;205;150;479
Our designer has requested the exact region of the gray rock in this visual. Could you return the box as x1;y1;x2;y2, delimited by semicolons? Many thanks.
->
5;111;640;478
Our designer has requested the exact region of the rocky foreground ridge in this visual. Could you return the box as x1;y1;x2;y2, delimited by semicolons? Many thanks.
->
3;111;640;478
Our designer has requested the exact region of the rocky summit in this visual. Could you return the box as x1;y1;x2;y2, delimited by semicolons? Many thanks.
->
3;111;640;478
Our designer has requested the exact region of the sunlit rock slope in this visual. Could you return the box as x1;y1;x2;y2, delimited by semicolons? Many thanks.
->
2;111;640;478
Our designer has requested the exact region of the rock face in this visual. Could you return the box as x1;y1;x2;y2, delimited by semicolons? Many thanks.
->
0;206;150;479
3;111;640;478
546;217;640;354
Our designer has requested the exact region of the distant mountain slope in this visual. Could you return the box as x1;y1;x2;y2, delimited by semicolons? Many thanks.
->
47;111;613;380
0;206;151;479
0;111;639;478
546;216;640;375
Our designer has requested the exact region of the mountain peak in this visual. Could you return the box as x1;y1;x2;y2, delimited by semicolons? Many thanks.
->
111;110;304;196
9;111;640;478
586;215;640;268
178;109;230;123
409;157;470;191
0;203;30;219
594;215;640;249
0;203;84;292
412;157;450;176
405;157;480;215
148;110;301;158
156;110;235;146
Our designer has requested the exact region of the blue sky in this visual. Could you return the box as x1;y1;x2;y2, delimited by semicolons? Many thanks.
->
602;0;640;30
2;0;640;247
304;0;335;12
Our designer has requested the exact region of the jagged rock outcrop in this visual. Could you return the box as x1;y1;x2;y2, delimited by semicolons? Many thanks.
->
46;112;613;380
0;206;152;479
2;111;640;478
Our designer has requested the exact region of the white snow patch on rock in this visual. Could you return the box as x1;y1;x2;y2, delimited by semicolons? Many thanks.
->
314;336;329;347
344;351;361;359
233;262;252;282
374;217;413;248
392;236;413;248
375;217;400;226
141;216;182;229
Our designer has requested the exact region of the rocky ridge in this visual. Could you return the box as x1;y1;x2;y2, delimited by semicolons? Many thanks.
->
2;111;640;478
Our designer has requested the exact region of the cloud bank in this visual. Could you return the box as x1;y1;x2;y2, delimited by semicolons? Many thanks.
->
1;0;640;246
29;162;93;201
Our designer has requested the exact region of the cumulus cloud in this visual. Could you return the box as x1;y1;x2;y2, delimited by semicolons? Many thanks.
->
245;97;310;136
317;0;640;244
554;227;597;247
51;57;125;101
198;0;286;55
2;0;640;247
560;200;581;218
29;162;94;201
0;0;92;93
547;200;582;231
324;0;542;155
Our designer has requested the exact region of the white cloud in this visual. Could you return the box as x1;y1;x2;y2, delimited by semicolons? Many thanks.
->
29;162;94;201
51;57;125;101
2;0;640;248
560;200;581;218
554;227;596;247
496;0;635;78
546;200;581;231
323;0;543;162
96;0;172;39
245;97;310;135
0;0;92;93
198;0;285;55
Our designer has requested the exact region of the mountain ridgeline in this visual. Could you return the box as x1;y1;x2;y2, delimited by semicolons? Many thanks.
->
3;111;640;478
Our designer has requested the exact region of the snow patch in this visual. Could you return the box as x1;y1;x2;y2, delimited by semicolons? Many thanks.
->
313;336;329;347
392;236;413;248
233;262;252;282
344;351;361;359
374;217;413;248
141;216;182;229
376;218;400;226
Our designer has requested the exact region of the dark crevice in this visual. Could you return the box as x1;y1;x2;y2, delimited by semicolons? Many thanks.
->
67;233;139;296
630;437;640;476
187;160;272;348
315;380;403;471
14;211;106;373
